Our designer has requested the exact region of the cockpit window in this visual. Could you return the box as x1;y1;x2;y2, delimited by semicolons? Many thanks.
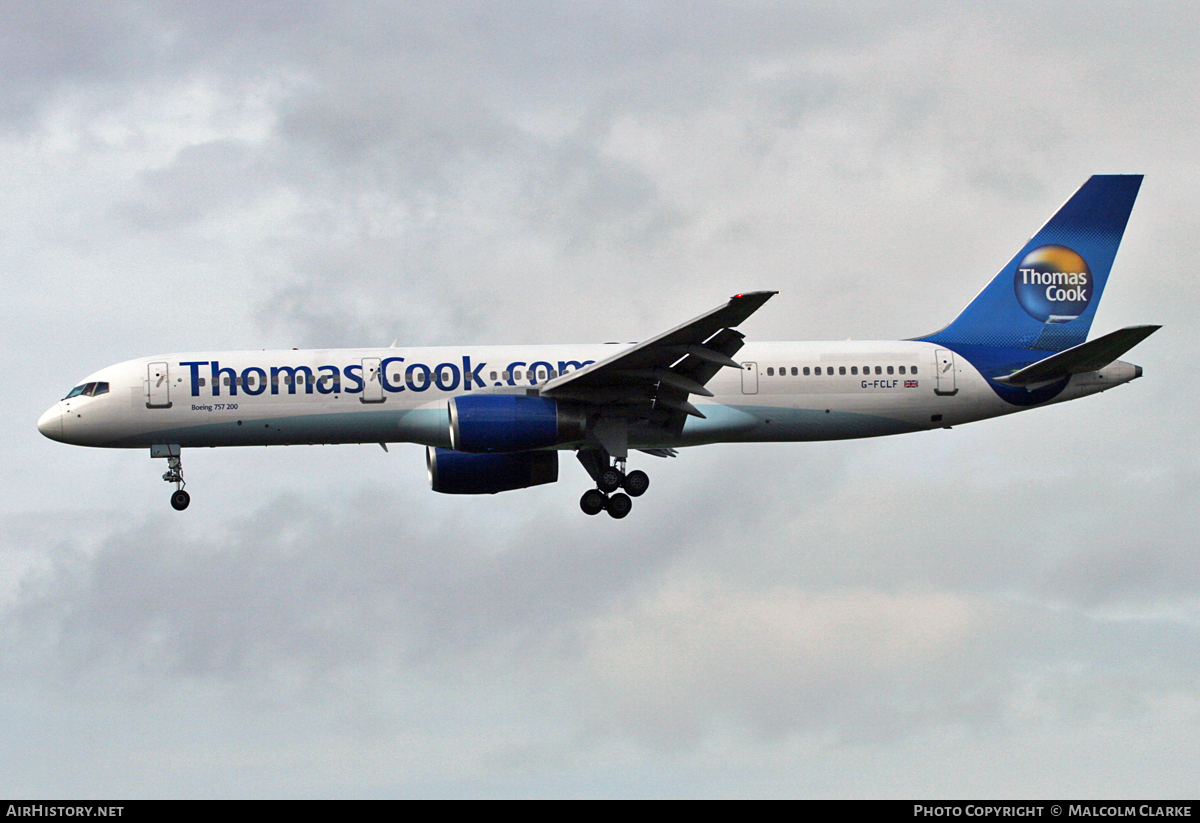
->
63;382;109;399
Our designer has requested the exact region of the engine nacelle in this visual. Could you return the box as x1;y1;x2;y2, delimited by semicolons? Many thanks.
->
448;394;587;453
427;447;558;495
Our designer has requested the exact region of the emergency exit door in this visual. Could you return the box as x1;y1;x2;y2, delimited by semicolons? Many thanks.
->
741;362;758;395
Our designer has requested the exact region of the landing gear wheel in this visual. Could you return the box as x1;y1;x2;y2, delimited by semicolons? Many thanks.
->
623;470;649;497
580;489;606;516
598;467;623;493
606;492;632;519
170;489;191;511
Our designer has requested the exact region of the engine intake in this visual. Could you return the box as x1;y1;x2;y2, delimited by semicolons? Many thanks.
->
449;394;587;453
427;447;558;495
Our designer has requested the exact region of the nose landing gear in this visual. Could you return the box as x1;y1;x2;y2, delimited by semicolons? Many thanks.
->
164;455;189;510
152;445;189;510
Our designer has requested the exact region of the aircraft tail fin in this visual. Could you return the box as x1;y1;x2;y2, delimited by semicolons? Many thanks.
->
918;175;1142;353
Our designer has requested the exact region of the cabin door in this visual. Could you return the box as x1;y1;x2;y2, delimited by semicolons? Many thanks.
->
147;362;171;408
934;349;958;396
740;362;759;395
361;358;384;403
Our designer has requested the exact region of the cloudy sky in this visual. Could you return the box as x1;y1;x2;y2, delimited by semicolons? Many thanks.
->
3;1;1198;797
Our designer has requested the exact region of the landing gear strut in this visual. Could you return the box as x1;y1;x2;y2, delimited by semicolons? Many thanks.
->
153;445;190;510
577;450;650;519
164;456;190;510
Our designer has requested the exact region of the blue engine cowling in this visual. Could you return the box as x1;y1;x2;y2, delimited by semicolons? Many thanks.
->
427;447;558;495
448;394;587;453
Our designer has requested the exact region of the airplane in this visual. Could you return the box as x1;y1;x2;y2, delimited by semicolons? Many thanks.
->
38;175;1157;519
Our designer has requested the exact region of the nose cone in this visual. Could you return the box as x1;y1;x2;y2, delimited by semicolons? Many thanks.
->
37;405;63;442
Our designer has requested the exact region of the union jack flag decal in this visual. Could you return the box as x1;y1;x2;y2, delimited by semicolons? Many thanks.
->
904;380;918;388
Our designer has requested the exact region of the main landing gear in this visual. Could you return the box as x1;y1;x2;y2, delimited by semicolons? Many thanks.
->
152;445;190;510
577;450;649;519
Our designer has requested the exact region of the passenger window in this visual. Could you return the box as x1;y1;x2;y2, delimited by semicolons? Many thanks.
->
899;366;906;375
767;367;774;376
875;366;882;375
887;366;894;375
490;372;497;381
550;370;557;378
839;366;846;375
791;367;798;376
851;366;858;375
803;367;810;376
911;366;919;375
815;367;822;376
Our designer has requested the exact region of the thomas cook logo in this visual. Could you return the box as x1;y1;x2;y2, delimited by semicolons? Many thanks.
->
1013;245;1092;324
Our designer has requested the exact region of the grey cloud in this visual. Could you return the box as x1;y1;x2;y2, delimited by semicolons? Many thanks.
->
8;483;1198;761
115;138;281;229
7;489;690;682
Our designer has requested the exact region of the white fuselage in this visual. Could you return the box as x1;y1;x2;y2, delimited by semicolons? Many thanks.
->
37;340;1140;452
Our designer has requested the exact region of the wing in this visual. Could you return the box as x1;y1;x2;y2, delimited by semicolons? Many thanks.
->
539;290;776;433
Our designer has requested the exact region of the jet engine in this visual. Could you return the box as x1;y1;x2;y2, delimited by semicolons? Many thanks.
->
448;394;587;453
426;446;558;495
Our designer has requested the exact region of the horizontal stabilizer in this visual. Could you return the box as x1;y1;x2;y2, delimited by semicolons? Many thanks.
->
994;325;1160;387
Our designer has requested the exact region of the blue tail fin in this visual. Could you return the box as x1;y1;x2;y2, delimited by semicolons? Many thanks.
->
918;175;1142;353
